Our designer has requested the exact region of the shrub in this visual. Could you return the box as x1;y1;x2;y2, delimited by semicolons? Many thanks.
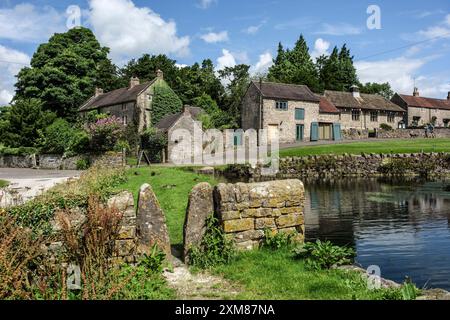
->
140;127;168;163
76;158;90;170
380;123;393;131
262;228;295;250
188;214;235;269
39;119;74;154
0;145;38;156
138;244;166;273
66;130;90;156
292;240;355;270
88;116;125;152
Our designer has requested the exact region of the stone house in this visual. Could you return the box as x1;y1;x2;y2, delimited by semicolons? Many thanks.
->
156;106;204;164
323;86;406;131
391;88;450;128
78;70;168;133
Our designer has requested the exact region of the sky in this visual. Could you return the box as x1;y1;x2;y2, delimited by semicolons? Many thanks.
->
0;0;450;105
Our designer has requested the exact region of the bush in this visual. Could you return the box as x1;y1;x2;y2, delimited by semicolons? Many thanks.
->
140;127;168;163
76;158;90;170
262;228;295;250
292;240;355;270
380;123;393;131
88;116;125;152
0;145;38;156
138;244;166;273
39;119;74;154
66;130;90;156
188;214;235;269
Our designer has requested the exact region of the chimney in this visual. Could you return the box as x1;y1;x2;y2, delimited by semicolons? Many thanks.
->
350;85;360;98
183;105;190;116
130;76;140;89
95;87;104;97
413;87;420;97
447;91;450;100
156;69;164;80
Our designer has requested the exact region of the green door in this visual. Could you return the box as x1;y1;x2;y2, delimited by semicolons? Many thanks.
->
296;124;304;141
310;122;319;141
333;123;342;141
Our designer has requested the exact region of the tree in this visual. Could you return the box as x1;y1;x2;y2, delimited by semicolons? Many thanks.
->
193;93;232;129
0;99;56;147
359;82;394;100
14;27;118;122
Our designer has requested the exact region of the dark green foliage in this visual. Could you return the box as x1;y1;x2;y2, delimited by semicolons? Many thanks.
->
188;214;235;269
151;83;183;126
193;94;233;129
380;123;393;131
14;27;118;121
360;82;394;100
262;228;295;250
138;244;167;273
39;119;75;154
76;158;90;170
0;99;56;148
292;240;355;270
0;145;38;156
140;127;168;163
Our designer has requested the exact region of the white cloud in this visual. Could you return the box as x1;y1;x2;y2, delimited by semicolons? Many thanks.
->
243;20;267;35
311;38;330;59
315;23;362;36
250;52;273;75
200;31;229;43
216;49;237;71
197;0;217;9
446;14;450;26
0;45;31;105
0;3;65;43
88;0;190;62
417;13;450;39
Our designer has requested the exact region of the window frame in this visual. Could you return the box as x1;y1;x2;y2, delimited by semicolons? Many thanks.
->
275;100;288;111
295;108;305;120
387;113;395;123
352;109;361;121
370;111;378;122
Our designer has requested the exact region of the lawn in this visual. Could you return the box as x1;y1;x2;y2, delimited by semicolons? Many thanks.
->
280;138;450;157
115;166;220;246
0;180;9;188
212;248;405;300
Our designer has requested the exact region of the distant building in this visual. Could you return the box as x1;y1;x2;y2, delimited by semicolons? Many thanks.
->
241;81;406;144
391;88;450;127
78;70;168;132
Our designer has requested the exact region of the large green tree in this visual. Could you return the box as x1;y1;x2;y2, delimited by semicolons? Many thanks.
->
359;82;394;100
14;27;118;121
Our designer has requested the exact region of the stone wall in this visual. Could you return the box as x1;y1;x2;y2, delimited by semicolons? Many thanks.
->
377;128;450;139
238;153;450;180
0;152;124;170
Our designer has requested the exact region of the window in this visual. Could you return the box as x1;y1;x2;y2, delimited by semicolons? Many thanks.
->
123;116;128;125
122;104;127;111
444;119;450;128
412;116;421;127
275;101;288;111
370;112;378;122
387;113;395;123
295;108;305;120
352;110;360;121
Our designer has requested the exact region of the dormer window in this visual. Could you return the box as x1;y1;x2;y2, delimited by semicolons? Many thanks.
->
275;101;288;111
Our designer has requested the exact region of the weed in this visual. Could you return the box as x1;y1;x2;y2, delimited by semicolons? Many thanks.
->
261;228;295;250
138;244;166;274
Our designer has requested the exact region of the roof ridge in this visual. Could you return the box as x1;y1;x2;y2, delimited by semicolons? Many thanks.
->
254;80;310;89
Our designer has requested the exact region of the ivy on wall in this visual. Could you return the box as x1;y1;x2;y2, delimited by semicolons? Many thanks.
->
151;83;183;126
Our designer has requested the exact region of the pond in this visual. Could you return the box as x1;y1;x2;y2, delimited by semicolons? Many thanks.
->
305;178;450;291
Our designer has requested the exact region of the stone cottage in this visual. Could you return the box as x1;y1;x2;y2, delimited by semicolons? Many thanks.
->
78;70;170;133
156;106;204;164
323;86;406;131
391;88;450;128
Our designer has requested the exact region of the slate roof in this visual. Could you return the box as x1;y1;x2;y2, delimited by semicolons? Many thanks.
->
324;90;405;112
156;106;204;132
253;81;320;103
79;79;156;111
397;94;450;110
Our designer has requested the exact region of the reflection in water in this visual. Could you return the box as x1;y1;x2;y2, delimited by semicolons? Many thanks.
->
305;178;450;290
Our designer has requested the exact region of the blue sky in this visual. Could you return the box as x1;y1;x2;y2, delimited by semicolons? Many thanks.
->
0;0;449;104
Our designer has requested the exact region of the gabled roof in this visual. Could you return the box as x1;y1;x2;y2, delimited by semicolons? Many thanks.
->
156;106;204;132
397;94;450;110
324;90;405;112
316;95;340;113
79;79;156;112
253;81;320;103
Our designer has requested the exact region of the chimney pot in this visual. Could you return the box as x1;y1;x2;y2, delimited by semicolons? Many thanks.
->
130;76;140;89
95;87;104;97
413;87;420;97
156;69;164;80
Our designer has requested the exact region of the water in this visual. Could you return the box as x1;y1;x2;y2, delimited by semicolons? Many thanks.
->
304;178;450;290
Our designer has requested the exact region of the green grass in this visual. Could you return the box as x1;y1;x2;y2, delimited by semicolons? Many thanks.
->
115;166;219;246
280;138;450;157
212;248;406;300
0;180;9;188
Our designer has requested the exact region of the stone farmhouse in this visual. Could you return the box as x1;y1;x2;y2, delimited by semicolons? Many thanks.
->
79;70;167;133
241;81;406;144
391;88;450;128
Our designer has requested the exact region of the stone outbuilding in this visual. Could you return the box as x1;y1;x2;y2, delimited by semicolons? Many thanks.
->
391;88;450;128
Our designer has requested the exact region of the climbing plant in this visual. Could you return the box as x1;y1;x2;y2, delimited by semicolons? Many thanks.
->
151;83;183;126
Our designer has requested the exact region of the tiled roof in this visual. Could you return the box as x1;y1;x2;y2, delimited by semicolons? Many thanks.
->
79;79;156;111
316;95;340;113
156;106;204;132
398;94;450;110
324;90;405;112
253;81;320;103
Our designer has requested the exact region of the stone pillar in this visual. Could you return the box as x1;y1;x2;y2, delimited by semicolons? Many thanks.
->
137;183;171;256
183;182;214;263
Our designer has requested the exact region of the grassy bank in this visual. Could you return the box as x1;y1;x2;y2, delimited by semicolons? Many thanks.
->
0;180;9;188
115;166;219;246
280;138;450;157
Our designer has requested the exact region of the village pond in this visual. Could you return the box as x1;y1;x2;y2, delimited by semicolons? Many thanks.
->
304;177;450;291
